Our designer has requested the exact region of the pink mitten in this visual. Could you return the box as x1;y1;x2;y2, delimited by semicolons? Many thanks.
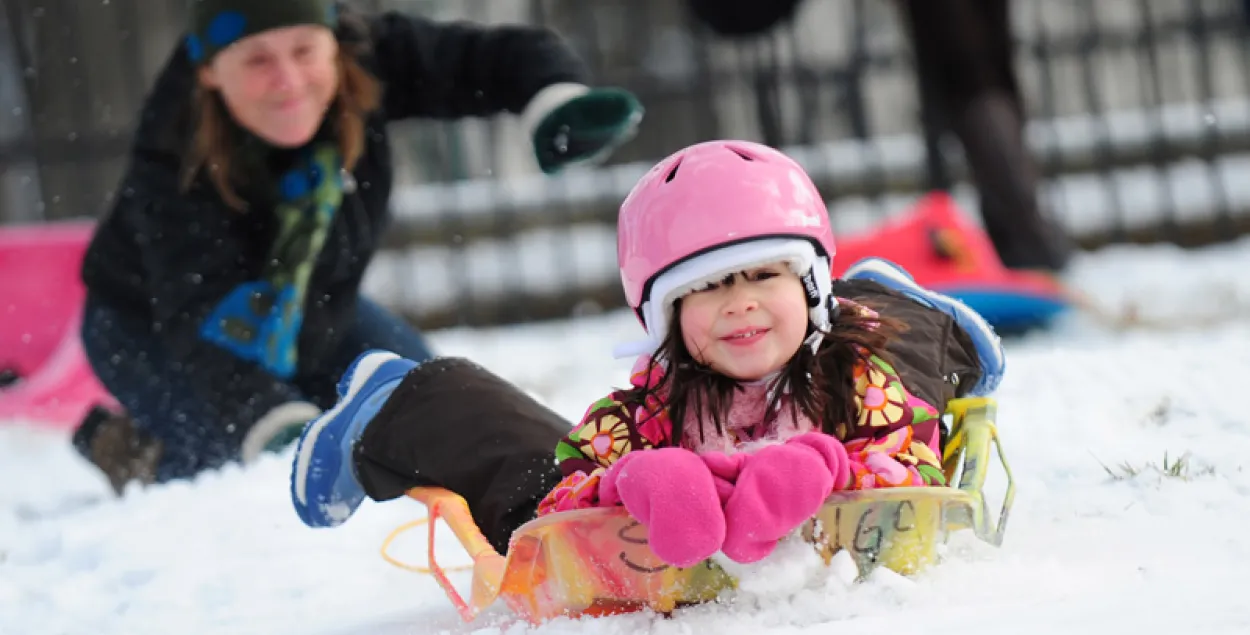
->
788;433;853;491
599;448;727;568
847;452;921;488
721;433;851;563
701;451;748;504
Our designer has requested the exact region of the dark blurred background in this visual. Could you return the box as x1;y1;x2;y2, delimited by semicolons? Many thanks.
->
4;0;1250;328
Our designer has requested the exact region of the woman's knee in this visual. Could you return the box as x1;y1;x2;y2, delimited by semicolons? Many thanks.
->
80;300;151;401
351;298;434;362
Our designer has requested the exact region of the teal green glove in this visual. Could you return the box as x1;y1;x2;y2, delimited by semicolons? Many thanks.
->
531;86;644;174
240;401;322;463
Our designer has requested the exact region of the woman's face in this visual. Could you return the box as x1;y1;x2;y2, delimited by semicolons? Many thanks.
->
198;25;339;148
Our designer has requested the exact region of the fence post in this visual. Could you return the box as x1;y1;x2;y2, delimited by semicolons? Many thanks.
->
5;0;183;222
0;0;43;223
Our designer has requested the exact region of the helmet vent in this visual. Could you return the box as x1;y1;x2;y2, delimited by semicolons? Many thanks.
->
664;160;682;183
727;145;756;161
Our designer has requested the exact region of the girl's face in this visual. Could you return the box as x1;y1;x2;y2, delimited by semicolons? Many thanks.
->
679;263;810;382
198;25;339;148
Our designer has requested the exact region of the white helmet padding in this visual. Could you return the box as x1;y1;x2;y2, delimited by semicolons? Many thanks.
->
612;238;833;360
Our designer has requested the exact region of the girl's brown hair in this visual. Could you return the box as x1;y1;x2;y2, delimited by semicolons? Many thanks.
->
181;12;381;209
630;295;904;447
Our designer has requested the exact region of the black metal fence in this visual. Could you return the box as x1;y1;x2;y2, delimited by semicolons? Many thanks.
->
4;0;1250;328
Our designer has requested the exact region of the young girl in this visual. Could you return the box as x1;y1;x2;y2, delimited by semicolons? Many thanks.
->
288;141;1004;565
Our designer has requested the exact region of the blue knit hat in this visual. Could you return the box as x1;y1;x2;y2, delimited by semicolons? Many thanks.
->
185;0;338;64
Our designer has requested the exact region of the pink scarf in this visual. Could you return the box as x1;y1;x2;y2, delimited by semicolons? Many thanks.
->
680;375;817;455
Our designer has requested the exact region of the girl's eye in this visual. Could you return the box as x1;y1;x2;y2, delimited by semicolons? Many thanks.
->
692;273;736;293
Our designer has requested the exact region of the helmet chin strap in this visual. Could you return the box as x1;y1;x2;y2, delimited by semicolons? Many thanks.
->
799;257;835;353
802;293;840;353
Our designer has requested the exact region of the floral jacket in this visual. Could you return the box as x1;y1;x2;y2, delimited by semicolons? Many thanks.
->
538;343;949;516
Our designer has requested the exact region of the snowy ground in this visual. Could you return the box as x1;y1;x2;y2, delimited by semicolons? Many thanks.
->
6;237;1250;635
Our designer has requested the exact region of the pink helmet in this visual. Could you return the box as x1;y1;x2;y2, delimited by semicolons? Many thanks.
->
617;140;836;336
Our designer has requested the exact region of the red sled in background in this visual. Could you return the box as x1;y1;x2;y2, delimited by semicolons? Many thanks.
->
0;221;119;430
832;192;1071;334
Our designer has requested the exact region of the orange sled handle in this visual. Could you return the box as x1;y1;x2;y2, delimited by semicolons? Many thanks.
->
406;487;508;622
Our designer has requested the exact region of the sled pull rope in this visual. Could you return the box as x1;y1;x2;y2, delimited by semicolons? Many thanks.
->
400;487;509;622
380;518;473;574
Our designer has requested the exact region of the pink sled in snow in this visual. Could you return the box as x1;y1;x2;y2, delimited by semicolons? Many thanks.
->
0;221;117;431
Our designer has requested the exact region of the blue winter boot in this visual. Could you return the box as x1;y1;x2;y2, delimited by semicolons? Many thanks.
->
290;350;418;528
843;257;1006;395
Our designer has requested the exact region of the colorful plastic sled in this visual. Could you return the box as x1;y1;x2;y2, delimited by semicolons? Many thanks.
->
832;192;1071;333
0;221;118;429
398;397;1014;625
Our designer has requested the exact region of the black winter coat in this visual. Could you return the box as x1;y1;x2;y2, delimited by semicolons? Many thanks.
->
81;11;590;402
